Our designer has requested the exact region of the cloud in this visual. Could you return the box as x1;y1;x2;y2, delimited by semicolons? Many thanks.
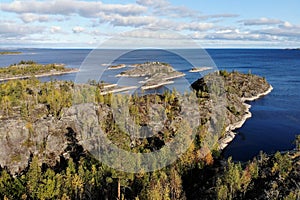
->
72;26;85;33
97;12;215;32
153;5;199;18
1;0;147;17
198;13;239;20
136;0;169;7
178;22;214;31
247;21;300;39
241;17;283;26
50;26;62;33
258;28;300;39
137;0;200;19
104;29;199;48
99;13;157;27
203;32;277;41
188;28;281;42
0;21;45;37
20;13;49;23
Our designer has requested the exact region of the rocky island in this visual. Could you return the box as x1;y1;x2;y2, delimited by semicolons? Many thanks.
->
116;61;185;90
0;60;79;81
107;64;126;69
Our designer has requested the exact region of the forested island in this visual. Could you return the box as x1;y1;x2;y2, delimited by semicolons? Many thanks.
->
0;60;79;81
0;63;299;200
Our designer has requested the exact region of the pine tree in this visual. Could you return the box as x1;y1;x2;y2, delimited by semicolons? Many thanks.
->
26;155;42;199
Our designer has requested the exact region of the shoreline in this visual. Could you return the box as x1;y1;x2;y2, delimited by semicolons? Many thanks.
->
218;85;273;150
0;68;79;82
163;73;185;80
141;80;174;90
100;86;137;95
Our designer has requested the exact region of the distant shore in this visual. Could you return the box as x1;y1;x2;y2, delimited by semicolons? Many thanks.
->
0;51;22;55
0;68;79;82
218;85;273;150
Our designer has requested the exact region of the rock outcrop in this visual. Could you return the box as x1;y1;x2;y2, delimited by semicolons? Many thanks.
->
0;71;272;174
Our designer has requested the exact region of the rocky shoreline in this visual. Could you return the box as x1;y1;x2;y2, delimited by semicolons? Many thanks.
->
0;68;79;82
218;85;273;150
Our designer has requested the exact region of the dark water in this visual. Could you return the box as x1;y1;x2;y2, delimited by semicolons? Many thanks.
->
0;48;299;161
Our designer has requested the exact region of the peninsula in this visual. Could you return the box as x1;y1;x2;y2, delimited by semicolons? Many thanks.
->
0;60;79;81
192;70;273;151
116;61;185;90
0;65;287;200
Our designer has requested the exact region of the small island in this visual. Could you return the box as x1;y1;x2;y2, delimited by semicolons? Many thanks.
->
107;64;126;70
0;60;79;81
0;51;22;55
189;66;212;72
116;61;185;90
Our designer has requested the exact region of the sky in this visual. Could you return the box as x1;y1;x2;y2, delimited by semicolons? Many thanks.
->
0;0;300;48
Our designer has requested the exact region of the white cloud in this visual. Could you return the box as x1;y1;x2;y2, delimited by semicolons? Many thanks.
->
50;26;62;33
198;14;239;20
0;21;45;37
72;26;85;33
136;0;169;7
1;0;147;17
241;17;283;26
178;22;214;31
20;13;49;23
99;14;157;27
249;21;300;39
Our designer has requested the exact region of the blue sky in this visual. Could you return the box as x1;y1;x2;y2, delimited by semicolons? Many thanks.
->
0;0;300;48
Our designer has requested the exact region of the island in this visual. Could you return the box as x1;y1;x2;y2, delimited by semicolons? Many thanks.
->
189;66;212;72
0;51;22;55
116;61;185;90
107;64;126;69
0;60;79;81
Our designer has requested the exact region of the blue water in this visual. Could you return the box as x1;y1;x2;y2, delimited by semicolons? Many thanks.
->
0;48;299;161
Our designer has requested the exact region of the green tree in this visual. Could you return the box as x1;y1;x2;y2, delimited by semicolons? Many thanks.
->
26;155;42;199
37;168;60;199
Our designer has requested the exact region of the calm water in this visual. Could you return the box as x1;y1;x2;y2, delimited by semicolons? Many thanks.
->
0;48;299;161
